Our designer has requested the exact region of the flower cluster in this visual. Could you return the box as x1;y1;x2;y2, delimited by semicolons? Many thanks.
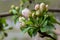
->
35;3;48;11
19;3;48;27
9;2;60;39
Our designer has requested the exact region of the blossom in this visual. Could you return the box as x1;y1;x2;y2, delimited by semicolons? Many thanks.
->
35;4;40;10
22;8;31;18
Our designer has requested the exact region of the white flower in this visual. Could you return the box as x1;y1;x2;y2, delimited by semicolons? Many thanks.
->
19;17;25;22
22;8;31;18
35;4;40;10
40;3;45;12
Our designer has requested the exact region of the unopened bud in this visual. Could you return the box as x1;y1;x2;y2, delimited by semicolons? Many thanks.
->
36;10;40;16
40;3;45;12
32;13;35;17
20;22;25;27
35;4;40;10
11;5;15;9
15;6;19;10
44;15;48;17
46;5;48;11
19;17;25;22
28;18;30;20
9;10;12;13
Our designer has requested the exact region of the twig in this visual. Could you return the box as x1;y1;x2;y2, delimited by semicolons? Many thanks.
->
38;30;56;40
48;9;60;12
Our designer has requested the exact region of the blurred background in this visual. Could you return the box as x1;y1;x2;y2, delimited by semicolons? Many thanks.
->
0;0;60;40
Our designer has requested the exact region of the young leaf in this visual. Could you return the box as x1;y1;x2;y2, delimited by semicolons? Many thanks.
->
40;27;47;32
43;20;48;27
12;15;18;24
26;21;33;25
49;14;60;25
28;28;34;37
20;27;31;33
12;9;18;15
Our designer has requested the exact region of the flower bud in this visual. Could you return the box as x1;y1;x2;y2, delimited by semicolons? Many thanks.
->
22;8;31;18
9;10;12;13
11;5;15;9
19;17;25;22
32;13;35;17
40;3;46;12
44;15;48;17
46;5;48;11
20;22;25;27
36;10;40;16
28;18;30;20
35;4;40;10
15;6;19;10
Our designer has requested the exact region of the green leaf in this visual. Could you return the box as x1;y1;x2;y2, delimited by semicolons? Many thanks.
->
12;15;18;24
20;27;31;33
12;9;17;14
4;32;8;37
39;17;43;24
26;21;33;25
1;18;8;27
8;27;13;30
23;27;31;33
45;22;55;33
22;0;28;3
29;17;35;24
43;20;48;27
28;29;34;37
40;27;47;32
40;15;48;25
48;14;60;25
14;17;19;24
33;28;38;36
1;18;6;24
28;28;38;37
47;24;55;31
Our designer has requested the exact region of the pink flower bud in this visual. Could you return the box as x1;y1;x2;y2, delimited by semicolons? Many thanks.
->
22;8;31;18
35;4;40;10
